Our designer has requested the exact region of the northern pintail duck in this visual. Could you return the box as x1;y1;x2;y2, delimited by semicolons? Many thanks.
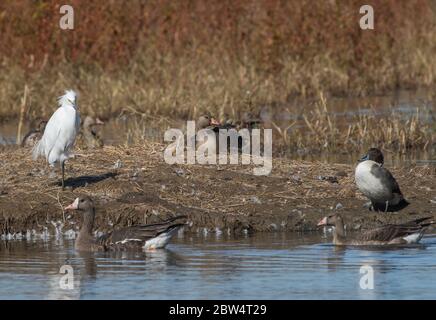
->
355;148;409;212
65;196;187;251
318;213;433;246
21;120;47;147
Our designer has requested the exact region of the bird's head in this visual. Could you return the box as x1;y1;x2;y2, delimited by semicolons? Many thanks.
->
317;214;343;227
58;90;78;108
65;196;94;212
197;114;220;129
358;147;384;165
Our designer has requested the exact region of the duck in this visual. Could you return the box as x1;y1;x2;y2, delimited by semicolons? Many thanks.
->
21;120;47;147
80;116;104;148
355;148;409;212
64;196;187;252
317;213;433;246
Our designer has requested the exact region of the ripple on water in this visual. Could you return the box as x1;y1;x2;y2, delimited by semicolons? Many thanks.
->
1;233;436;299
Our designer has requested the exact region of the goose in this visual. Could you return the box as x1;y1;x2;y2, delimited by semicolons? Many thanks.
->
21;120;47;147
197;114;220;130
81;116;104;148
32;90;80;190
198;115;248;154
317;213;433;246
190;114;221;152
355;148;409;212
64;196;187;252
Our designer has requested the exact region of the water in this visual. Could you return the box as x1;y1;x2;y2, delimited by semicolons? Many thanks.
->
1;233;436;300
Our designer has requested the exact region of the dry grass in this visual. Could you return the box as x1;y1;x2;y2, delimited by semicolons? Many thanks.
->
0;143;434;234
0;1;434;153
271;93;435;153
0;1;435;120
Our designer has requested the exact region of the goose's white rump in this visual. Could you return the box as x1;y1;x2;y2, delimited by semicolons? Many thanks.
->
32;90;80;165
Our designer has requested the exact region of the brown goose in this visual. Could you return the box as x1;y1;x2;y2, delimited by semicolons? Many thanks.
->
197;114;220;130
65;196;187;252
21;120;47;147
81;116;104;148
196;115;246;153
317;214;433;246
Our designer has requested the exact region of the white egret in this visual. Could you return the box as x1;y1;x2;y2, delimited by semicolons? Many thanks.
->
32;90;81;190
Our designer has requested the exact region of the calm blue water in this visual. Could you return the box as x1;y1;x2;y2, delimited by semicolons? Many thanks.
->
1;232;436;300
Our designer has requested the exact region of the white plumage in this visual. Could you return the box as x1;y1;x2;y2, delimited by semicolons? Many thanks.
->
33;90;80;189
355;160;390;201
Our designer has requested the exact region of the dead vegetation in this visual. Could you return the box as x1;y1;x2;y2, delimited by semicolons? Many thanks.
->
0;1;436;120
0;143;434;236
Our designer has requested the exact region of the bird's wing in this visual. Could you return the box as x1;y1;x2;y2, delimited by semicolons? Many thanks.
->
32;110;63;160
97;216;187;246
358;217;432;242
371;165;403;195
45;107;79;157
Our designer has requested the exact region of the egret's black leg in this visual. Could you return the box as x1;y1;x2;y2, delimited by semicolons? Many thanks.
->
61;160;65;190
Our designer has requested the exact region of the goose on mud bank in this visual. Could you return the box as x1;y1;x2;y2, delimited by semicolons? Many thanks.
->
317;213;433;246
64;196;187;252
80;116;104;149
21;120;47;147
355;148;409;212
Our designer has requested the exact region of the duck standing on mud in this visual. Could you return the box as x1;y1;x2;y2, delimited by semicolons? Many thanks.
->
355;148;409;212
32;90;80;190
21;120;47;147
317;213;433;245
65;196;187;252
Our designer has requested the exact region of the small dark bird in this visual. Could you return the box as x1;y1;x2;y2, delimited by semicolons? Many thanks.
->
355;148;409;212
65;196;187;252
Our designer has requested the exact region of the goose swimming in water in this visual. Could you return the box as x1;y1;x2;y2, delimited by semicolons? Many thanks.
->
317;213;433;246
65;196;187;252
355;148;409;212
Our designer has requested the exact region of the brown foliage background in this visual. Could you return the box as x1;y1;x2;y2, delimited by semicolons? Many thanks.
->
0;0;435;119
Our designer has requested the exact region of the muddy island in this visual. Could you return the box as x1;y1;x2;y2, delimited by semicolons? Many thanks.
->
0;143;434;239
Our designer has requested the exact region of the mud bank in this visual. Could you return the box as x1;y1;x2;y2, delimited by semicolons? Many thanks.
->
0;143;435;239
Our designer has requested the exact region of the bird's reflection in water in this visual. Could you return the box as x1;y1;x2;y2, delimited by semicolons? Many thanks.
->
77;251;98;278
325;245;347;272
144;249;184;271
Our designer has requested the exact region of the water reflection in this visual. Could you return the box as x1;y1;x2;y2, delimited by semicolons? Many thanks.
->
1;233;436;299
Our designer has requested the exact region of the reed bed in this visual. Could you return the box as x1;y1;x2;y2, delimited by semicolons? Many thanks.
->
272;94;435;154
